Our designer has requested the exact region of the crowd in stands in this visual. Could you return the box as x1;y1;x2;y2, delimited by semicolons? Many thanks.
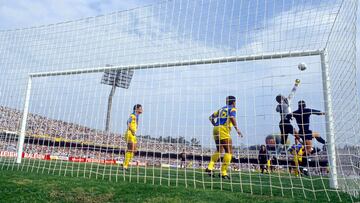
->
0;106;208;155
0;106;329;163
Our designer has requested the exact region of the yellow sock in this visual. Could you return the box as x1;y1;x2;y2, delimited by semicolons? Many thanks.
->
221;153;232;176
207;152;220;170
123;151;134;169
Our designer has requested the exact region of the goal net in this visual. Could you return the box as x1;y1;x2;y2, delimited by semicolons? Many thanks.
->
0;0;358;201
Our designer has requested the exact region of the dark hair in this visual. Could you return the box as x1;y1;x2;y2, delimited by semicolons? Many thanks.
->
298;100;306;109
133;104;142;111
275;95;283;103
226;96;236;105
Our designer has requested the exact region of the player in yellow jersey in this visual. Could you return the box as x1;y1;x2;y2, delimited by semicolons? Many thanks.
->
123;104;143;170
289;143;306;176
205;96;243;179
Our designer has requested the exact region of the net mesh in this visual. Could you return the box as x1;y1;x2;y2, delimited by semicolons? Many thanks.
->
0;0;358;201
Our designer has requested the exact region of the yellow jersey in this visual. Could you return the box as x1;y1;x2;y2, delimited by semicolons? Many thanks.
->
211;105;237;140
125;113;139;143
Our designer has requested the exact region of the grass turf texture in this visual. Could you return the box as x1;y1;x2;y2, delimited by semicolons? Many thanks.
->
0;158;357;202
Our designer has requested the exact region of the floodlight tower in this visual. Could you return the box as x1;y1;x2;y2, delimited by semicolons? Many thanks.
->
101;65;134;132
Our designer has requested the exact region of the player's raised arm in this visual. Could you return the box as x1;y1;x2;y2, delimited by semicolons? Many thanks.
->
287;79;300;102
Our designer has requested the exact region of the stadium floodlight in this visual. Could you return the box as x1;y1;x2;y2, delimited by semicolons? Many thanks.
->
101;64;134;132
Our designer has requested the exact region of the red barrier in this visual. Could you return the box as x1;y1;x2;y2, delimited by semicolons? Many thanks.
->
69;157;86;162
69;157;117;164
103;159;116;164
85;158;102;163
0;151;121;166
0;151;45;160
0;151;17;157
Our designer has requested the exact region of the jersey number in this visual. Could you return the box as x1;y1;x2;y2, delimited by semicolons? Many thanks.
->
219;109;228;118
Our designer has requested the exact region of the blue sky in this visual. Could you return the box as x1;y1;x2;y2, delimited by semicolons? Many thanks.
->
0;0;156;30
0;0;358;147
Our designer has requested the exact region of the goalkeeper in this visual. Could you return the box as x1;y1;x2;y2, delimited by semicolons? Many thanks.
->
123;104;143;170
275;79;301;155
205;96;243;179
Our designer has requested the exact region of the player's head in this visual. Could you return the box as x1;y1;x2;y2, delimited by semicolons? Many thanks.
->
298;100;306;109
260;144;266;151
226;96;236;106
265;134;282;151
133;104;143;114
275;94;285;104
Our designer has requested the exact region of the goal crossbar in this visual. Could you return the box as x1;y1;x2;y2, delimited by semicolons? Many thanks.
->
30;49;323;78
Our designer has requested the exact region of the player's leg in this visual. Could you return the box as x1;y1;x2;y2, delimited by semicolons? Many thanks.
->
209;138;221;168
293;129;301;144
265;163;269;173
304;140;312;155
261;164;266;174
277;121;291;155
304;131;313;155
294;157;299;176
279;122;287;148
123;134;137;169
294;147;305;176
220;138;232;178
300;132;312;176
312;131;326;145
206;127;222;172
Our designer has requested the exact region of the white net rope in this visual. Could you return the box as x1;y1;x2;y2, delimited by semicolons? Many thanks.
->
0;0;358;201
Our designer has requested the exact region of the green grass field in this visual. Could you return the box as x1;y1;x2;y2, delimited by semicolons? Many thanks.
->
0;158;357;202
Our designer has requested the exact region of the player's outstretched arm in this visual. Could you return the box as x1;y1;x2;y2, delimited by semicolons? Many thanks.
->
310;109;325;116
287;79;300;102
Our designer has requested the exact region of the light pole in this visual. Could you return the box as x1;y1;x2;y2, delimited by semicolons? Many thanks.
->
101;64;134;132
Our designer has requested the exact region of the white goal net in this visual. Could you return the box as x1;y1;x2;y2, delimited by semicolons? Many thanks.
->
0;0;358;201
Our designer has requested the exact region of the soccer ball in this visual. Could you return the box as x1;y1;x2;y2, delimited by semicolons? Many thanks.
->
298;62;307;71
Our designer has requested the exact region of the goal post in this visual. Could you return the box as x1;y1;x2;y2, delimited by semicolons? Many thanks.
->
16;77;32;164
320;50;338;189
